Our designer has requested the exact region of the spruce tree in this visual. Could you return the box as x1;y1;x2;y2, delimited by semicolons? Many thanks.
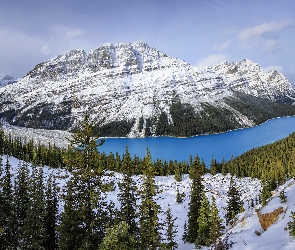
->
99;221;136;250
163;204;178;249
186;155;204;243
22;165;46;249
118;147;139;238
43;174;59;250
209;196;223;245
60;113;112;249
0;157;15;249
13;160;30;248
285;210;295;237
195;191;211;247
225;177;242;226
138;149;162;250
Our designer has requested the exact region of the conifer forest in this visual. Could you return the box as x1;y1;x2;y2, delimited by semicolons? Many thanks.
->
1;115;295;249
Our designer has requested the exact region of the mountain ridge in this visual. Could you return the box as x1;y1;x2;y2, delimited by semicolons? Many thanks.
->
0;41;295;137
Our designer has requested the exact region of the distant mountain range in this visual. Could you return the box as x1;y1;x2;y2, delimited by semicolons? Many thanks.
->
0;75;18;88
1;41;295;137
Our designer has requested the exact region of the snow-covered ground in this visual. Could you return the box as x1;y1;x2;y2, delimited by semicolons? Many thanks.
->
9;155;290;249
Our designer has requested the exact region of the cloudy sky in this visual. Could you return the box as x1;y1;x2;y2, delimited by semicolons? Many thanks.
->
1;0;295;84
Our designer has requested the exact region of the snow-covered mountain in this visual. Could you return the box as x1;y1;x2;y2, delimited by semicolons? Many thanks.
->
0;41;295;136
0;74;18;88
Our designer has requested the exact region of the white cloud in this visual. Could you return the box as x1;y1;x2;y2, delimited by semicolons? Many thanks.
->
40;44;52;55
238;20;294;56
239;19;294;42
66;29;86;38
195;54;228;68
214;40;231;51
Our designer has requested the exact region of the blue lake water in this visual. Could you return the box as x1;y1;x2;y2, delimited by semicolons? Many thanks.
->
99;116;295;167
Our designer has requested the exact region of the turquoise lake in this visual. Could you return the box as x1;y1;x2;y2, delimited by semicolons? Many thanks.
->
99;116;295;167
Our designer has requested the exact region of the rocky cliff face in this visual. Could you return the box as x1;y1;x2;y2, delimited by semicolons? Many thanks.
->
0;42;295;137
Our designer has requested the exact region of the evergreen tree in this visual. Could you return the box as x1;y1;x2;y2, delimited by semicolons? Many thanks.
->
13;160;30;248
99;221;136;250
261;179;272;206
176;189;183;203
186;155;204;243
0;157;15;249
138;149;162;250
182;222;188;243
118;147;139;238
43;174;59;250
209;196;223;245
285;211;295;237
59;180;83;250
163;204;178;249
60;113;112;249
225;177;242;226
195;191;211;247
22;165;46;249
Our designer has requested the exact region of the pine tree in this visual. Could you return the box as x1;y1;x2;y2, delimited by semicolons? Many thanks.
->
176;189;183;203
118;147;139;238
225;177;242;226
138;149;162;250
195;191;211;247
60;113;112;249
22;165;46;249
186;155;204;243
0;157;15;249
13;160;30;248
209;196;223;245
285;211;295;237
59;180;83;250
99;221;136;250
43;174;59;250
163;204;178;249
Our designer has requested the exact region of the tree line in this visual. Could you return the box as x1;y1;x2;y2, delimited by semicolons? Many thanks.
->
0;115;249;249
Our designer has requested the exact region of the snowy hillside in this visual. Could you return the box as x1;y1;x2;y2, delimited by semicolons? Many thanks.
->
226;178;295;250
0;42;295;137
5;153;295;249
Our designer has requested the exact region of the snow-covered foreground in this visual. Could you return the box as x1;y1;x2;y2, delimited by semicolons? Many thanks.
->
6;155;295;249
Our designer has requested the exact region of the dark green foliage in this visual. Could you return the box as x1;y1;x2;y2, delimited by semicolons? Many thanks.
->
261;179;272;206
99;221;136;250
138;149;162;250
138;115;144;132
225;92;295;125
43;174;59;250
225;177;243;225
195;192;211;247
144;117;155;137
117;147;139;238
13;161;30;248
97;119;135;137
280;190;287;203
176;189;183;203
60;114;113;249
186;156;205;243
163;205;178;249
11;101;73;130
155;112;171;136
222;132;295;192
0;157;15;249
22;165;46;249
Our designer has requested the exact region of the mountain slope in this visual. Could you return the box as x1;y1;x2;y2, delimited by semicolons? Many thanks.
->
0;42;295;137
